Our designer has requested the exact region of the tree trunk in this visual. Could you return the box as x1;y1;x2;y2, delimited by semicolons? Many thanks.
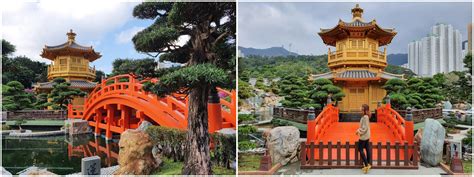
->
182;85;212;175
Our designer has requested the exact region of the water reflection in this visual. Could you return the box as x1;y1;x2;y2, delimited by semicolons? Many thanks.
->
66;135;119;168
2;134;119;175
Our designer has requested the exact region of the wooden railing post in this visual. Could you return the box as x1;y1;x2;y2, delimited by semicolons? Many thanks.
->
300;142;307;166
318;141;323;165
386;141;391;166
395;141;400;166
337;141;341;165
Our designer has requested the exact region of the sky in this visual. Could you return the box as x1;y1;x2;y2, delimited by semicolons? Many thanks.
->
238;2;472;55
2;0;155;74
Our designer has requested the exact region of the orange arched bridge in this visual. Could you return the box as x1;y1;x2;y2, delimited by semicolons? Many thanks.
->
304;102;417;169
68;74;236;140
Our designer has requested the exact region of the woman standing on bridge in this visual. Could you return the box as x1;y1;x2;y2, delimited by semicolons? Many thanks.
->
356;104;371;174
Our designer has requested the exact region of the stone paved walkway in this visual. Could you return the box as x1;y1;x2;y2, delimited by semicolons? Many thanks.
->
276;162;447;175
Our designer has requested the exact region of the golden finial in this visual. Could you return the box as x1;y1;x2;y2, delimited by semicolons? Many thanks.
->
67;29;76;43
351;4;364;20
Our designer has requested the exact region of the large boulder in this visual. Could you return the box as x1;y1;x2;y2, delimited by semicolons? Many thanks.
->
114;129;158;175
265;126;300;165
421;119;446;166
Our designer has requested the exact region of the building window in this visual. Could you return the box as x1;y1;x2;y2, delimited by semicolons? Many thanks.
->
60;59;67;64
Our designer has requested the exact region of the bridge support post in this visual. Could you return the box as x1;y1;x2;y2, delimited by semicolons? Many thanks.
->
118;104;130;133
306;107;316;144
105;105;115;141
94;109;102;137
208;88;222;133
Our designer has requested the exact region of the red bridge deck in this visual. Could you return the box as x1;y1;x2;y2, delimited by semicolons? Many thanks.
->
314;122;406;161
317;122;399;144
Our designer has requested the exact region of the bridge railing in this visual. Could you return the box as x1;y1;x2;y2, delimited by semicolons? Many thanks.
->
217;88;236;128
376;103;414;148
300;141;419;169
307;104;339;143
67;105;84;119
68;74;236;131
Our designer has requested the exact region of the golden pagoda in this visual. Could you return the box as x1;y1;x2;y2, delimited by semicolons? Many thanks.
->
35;29;100;106
313;4;403;112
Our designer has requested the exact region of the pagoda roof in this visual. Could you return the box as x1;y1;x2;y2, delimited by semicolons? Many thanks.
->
310;70;404;81
35;80;97;89
40;29;101;61
318;4;397;47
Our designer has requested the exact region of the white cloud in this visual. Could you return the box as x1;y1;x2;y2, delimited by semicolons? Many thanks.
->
1;0;138;62
115;26;145;44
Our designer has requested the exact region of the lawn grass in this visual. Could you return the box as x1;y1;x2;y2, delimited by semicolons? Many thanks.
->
463;160;472;174
6;119;64;126
153;157;235;175
238;153;261;171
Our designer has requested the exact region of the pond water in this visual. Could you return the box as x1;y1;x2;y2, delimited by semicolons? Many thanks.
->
2;134;119;175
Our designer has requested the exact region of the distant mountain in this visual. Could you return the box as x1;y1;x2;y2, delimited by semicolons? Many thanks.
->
387;53;408;66
238;46;298;57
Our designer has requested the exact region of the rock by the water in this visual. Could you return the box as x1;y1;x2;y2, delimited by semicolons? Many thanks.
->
421;119;446;166
18;167;57;176
136;120;153;132
443;101;452;110
114;129;158;175
265;126;300;165
66;119;91;135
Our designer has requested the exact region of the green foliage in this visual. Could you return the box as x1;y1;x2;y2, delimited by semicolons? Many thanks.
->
254;77;267;90
384;65;416;78
308;78;345;110
142;64;230;97
111;58;157;78
278;74;312;109
48;78;86;110
14;119;27;130
238;141;257;151
238;114;255;123
239;55;329;80
94;70;106;82
132;3;235;173
2;39;15;57
463;129;472;147
438;71;472;104
2;56;48;88
383;77;444;110
383;78;407;94
146;126;235;168
2;40;47;88
2;81;34;111
33;93;49;110
1;124;10;130
238;79;254;100
237;125;257;139
464;53;472;74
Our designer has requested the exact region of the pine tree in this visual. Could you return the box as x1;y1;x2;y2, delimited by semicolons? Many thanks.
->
2;81;33;111
308;78;345;110
278;74;311;108
48;78;86;110
132;2;235;174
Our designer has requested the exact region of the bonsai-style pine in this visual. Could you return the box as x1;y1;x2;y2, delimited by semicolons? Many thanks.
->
308;78;345;110
2;81;33;111
48;78;86;110
131;2;235;175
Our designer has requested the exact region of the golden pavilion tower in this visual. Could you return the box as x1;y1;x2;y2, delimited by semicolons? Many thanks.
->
35;29;100;106
312;4;403;112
